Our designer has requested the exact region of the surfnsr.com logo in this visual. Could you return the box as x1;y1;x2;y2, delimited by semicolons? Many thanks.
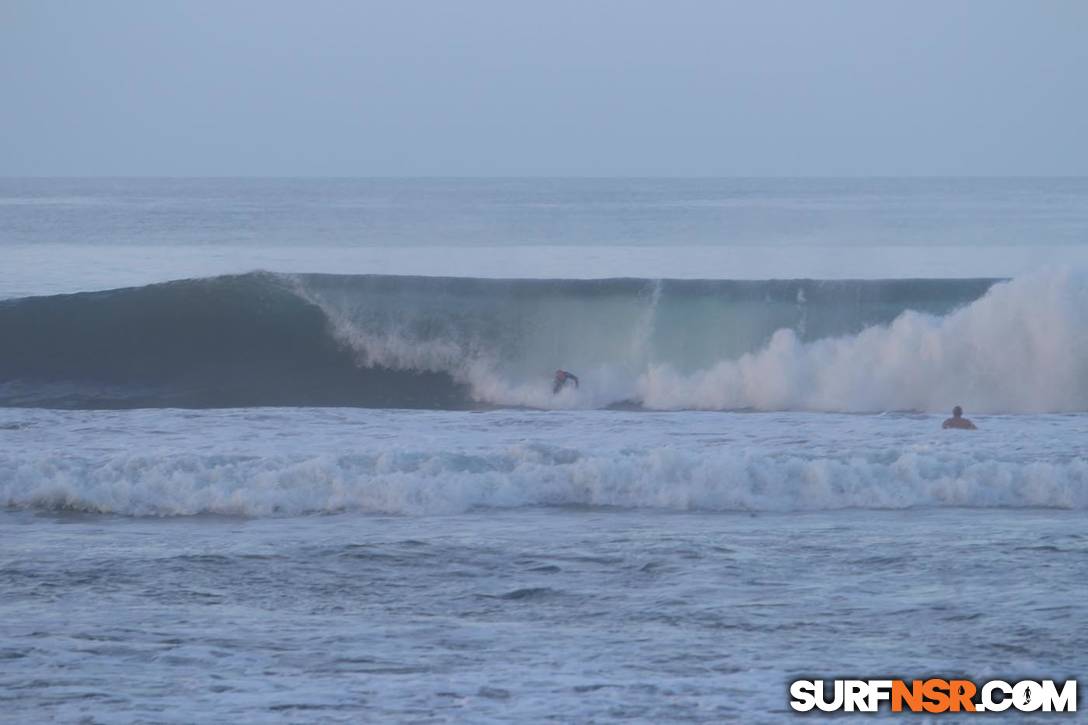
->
790;679;1077;713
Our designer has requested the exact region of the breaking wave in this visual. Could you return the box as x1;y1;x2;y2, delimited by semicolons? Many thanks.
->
4;443;1085;516
1;269;1086;412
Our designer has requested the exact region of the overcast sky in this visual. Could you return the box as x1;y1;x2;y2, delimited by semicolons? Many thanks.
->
2;0;1086;176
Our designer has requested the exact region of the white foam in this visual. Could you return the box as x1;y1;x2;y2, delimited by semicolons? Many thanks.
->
3;409;1085;517
633;270;1088;413
6;447;1085;517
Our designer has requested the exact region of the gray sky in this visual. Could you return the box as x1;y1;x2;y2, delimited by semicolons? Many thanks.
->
2;0;1086;176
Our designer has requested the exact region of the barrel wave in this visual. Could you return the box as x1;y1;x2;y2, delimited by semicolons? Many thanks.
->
0;273;468;409
1;269;1085;412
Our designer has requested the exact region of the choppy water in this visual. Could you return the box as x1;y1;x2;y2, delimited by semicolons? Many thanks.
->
4;505;1084;722
2;408;1086;721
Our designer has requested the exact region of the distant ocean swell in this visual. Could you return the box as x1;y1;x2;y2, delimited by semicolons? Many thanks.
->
3;444;1085;516
1;269;1086;413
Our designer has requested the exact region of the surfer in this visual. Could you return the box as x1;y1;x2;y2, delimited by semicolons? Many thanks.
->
942;405;977;430
553;369;579;394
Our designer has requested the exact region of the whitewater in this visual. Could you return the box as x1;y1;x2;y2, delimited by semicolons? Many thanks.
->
3;407;1086;518
2;178;1087;722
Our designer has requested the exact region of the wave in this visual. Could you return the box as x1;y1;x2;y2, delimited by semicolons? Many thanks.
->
1;269;1085;412
0;273;468;409
4;444;1085;516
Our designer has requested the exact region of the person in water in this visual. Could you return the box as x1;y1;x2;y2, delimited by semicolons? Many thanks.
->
942;405;977;430
553;369;579;394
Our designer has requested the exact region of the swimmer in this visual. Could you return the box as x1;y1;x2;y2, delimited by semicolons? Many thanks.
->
942;405;977;430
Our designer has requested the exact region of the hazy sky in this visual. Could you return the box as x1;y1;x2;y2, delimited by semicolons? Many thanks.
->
2;0;1086;176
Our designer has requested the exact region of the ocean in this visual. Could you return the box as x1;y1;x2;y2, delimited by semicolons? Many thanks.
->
2;178;1086;722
